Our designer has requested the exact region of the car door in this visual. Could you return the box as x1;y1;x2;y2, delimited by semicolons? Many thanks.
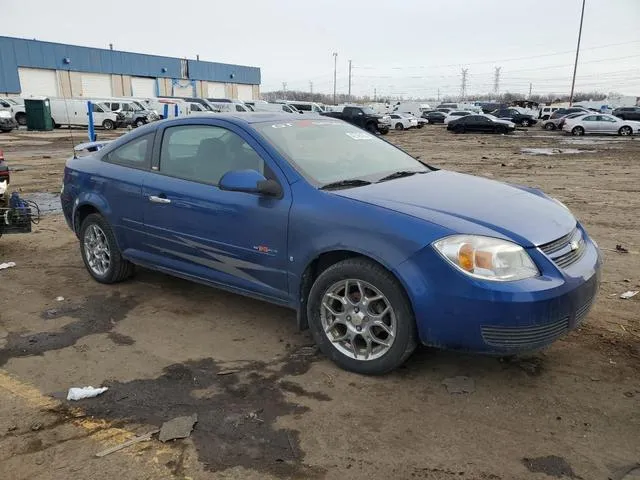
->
580;115;600;133
599;115;619;134
140;120;292;303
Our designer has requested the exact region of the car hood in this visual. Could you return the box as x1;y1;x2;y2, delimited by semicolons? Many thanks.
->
333;171;575;247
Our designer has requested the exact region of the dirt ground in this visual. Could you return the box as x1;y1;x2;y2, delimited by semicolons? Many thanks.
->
0;125;638;480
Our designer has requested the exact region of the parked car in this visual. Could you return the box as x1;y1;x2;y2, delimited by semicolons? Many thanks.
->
443;111;474;125
0;110;18;132
422;111;447;124
61;113;602;374
612;106;640;121
210;102;252;113
387;113;418;130
562;114;640;136
98;100;159;127
0;97;26;126
436;108;455;114
447;114;516;134
251;103;299;114
50;99;119;130
160;96;216;112
320;105;390;134
539;106;561;120
392;102;431;118
549;107;590;120
491;108;537;127
542;112;587;131
436;103;459;110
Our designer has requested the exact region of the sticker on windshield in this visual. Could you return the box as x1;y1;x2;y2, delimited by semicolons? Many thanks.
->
346;132;374;140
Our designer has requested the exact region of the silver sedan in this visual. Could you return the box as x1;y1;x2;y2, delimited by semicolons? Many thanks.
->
563;113;640;136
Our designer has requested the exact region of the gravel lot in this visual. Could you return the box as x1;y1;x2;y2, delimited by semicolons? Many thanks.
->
0;125;638;480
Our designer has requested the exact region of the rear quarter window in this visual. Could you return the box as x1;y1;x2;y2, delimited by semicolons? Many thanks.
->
103;133;154;169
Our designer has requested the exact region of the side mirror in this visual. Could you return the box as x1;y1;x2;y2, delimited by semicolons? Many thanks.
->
219;169;282;197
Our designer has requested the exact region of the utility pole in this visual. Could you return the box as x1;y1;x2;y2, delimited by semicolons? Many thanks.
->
437;88;440;102
460;68;468;102
282;82;287;100
332;52;338;105
374;88;377;101
569;0;586;106
309;81;313;95
493;67;501;96
528;82;532;99
348;60;352;102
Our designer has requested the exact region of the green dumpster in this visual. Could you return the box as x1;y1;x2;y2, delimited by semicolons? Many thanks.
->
24;98;53;131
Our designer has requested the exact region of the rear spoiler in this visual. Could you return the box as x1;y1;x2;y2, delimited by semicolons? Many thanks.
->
74;140;111;152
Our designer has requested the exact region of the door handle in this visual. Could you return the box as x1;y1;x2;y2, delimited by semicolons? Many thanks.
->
149;195;171;204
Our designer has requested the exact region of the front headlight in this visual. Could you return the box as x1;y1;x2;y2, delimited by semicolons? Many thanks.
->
433;235;539;281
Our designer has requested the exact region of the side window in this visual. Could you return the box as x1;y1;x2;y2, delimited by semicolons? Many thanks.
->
159;125;264;185
583;115;597;122
91;104;103;113
104;133;153;169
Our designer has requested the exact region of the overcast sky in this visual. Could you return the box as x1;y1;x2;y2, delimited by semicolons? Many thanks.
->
3;0;639;99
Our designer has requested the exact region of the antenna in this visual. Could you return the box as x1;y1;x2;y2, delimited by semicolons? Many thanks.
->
61;67;78;159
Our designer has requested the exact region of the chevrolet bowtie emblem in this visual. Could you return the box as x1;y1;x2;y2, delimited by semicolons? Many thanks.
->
570;240;579;251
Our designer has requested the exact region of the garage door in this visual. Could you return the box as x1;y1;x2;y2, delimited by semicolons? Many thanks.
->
131;77;156;97
207;82;226;98
18;68;58;97
172;80;194;97
237;84;254;101
81;73;112;97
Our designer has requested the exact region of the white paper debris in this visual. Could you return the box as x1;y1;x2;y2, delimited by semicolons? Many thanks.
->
0;262;16;271
56;296;65;302
620;291;639;299
67;386;108;401
0;180;7;195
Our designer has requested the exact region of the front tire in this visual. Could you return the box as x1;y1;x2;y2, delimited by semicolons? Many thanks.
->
619;126;633;136
544;122;556;130
79;214;134;284
395;122;404;131
15;112;26;126
521;119;530;127
135;118;146;128
102;119;115;130
571;126;585;136
307;258;417;375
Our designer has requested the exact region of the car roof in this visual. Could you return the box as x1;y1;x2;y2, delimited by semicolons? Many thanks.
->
161;112;306;126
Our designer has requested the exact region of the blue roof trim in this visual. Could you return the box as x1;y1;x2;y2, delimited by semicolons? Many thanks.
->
0;36;260;93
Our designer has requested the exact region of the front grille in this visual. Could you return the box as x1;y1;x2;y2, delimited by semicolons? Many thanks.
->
539;227;586;269
481;316;570;348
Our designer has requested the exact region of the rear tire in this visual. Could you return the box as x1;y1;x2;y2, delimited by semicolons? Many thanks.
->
619;126;633;136
135;118;146;128
307;258;418;375
102;119;115;130
395;123;404;131
544;122;556;131
79;213;134;284
571;126;584;136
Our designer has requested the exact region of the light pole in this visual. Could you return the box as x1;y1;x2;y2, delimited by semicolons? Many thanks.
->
569;0;586;106
332;52;338;105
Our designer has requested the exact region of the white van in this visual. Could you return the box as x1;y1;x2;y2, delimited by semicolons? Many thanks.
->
392;102;431;117
50;98;119;130
252;103;299;114
284;101;325;113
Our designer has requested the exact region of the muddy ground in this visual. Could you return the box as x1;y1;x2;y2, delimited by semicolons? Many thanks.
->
0;125;638;480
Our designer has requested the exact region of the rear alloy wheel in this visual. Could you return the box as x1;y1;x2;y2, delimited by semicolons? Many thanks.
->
571;126;585;136
544;122;556;131
102;119;115;130
619;126;633;136
80;213;134;284
307;258;417;375
395;122;404;131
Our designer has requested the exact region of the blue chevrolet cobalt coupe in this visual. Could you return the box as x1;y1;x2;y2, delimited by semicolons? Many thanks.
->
62;113;601;374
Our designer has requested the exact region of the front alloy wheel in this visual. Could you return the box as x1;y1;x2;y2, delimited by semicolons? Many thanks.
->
321;279;396;361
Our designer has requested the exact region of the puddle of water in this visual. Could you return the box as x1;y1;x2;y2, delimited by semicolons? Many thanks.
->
562;137;627;145
520;147;595;155
23;192;62;214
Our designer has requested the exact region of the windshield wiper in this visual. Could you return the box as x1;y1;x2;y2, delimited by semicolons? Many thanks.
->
377;170;426;183
320;178;372;190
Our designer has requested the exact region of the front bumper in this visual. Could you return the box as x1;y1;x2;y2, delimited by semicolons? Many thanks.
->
0;118;17;130
395;224;602;354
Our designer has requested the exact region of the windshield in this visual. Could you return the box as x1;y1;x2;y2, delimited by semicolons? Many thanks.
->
360;107;377;115
255;120;427;186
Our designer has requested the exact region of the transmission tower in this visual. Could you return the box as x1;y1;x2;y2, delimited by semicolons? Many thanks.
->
493;67;501;96
460;68;468;101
